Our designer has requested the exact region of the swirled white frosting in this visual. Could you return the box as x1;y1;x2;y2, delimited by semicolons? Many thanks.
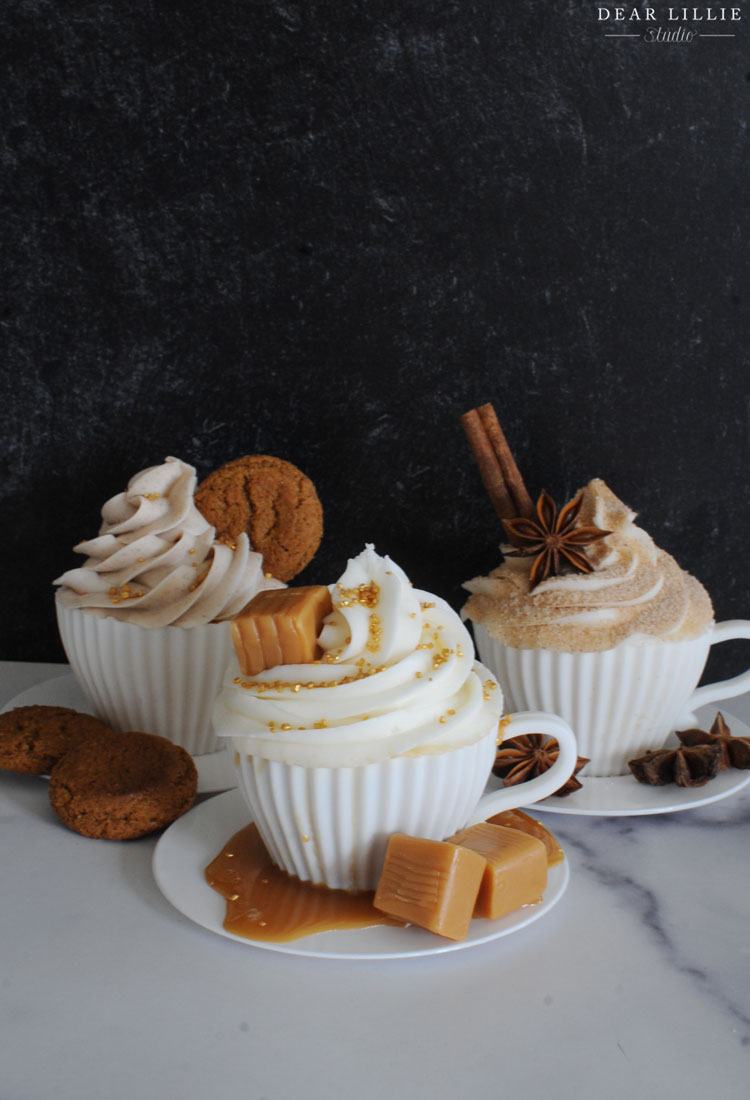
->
213;545;504;767
462;479;714;652
54;456;281;628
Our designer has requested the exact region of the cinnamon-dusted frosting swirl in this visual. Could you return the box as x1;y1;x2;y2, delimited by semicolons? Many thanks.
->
462;479;713;652
213;545;503;767
54;457;281;628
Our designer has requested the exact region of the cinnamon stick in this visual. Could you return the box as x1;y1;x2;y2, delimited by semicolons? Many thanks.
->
460;403;535;522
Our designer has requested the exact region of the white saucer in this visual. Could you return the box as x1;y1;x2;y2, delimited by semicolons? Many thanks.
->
533;707;750;817
152;788;570;960
1;672;237;795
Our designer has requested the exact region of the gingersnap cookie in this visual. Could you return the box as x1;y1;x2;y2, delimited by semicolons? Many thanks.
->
48;730;198;840
0;705;113;775
195;454;323;582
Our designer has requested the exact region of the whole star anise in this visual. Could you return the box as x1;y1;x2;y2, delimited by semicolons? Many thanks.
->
675;712;750;770
503;490;611;590
493;734;590;797
628;742;722;788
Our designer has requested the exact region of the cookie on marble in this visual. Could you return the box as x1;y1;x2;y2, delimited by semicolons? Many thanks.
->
195;454;323;582
0;705;113;775
48;730;197;840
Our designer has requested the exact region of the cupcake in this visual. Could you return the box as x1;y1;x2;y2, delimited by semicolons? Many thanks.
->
213;545;576;890
460;404;750;777
54;456;284;755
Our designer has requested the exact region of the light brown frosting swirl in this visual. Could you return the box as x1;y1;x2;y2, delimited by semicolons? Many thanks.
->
462;479;713;652
54;456;282;628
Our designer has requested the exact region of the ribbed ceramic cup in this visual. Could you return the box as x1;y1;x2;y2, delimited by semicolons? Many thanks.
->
56;598;234;755
472;620;750;777
223;711;577;891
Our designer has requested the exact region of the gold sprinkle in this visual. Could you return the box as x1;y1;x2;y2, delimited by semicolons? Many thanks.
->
292;684;301;693
337;581;380;609
228;893;239;901
225;851;234;859
313;719;329;729
281;723;292;731
264;571;273;579
189;548;195;555
421;601;435;609
456;644;464;658
366;613;383;653
144;492;160;501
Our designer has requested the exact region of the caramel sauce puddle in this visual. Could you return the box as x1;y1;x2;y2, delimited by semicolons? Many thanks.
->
205;812;562;944
205;824;401;943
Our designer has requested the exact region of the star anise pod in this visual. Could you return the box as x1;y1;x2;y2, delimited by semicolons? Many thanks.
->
503;490;611;590
628;742;722;788
493;734;590;797
675;712;750;770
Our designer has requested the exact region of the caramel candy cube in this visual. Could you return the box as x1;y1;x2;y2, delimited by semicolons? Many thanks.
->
486;809;564;867
448;823;547;920
231;586;333;676
373;833;486;941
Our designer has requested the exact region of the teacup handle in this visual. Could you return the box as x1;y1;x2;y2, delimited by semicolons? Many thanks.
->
686;619;750;712
466;711;578;824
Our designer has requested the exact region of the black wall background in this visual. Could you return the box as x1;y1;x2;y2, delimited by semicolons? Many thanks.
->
2;1;750;686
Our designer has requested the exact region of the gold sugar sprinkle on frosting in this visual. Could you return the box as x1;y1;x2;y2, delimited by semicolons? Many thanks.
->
236;666;386;692
281;723;292;731
108;584;144;604
420;601;435;609
143;492;161;501
335;581;380;609
432;648;454;669
366;613;383;653
313;719;329;729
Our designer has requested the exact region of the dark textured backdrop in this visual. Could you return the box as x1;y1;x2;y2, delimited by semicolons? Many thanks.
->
2;1;750;686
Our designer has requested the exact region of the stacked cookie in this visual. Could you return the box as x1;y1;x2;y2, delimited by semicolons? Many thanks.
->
0;705;197;839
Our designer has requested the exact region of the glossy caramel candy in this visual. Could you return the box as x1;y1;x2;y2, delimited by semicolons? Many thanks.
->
231;586;333;676
486;808;564;866
373;833;486;941
448;822;547;920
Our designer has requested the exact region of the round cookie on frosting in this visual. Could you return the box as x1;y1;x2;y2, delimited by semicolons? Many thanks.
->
0;705;113;775
195;454;323;583
48;730;197;839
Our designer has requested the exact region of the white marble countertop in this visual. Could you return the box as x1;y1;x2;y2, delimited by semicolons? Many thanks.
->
1;660;749;1100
